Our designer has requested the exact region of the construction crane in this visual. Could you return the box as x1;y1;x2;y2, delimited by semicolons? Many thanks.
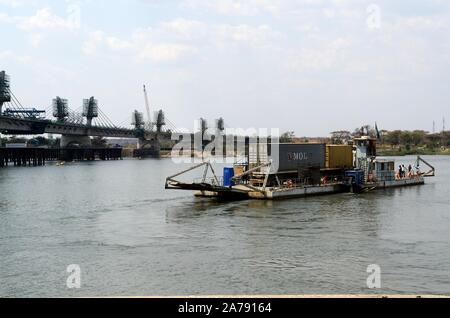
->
143;85;152;131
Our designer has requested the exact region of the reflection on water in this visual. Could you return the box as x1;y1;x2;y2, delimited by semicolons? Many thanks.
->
1;156;450;296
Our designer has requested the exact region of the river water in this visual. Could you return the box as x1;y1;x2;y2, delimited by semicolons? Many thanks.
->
1;156;449;297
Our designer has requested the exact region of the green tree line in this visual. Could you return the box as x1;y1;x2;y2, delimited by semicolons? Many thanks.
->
1;136;112;148
329;125;450;154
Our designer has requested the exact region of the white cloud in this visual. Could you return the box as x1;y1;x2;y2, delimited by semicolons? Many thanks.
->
0;7;80;31
139;43;198;62
83;33;133;54
0;12;14;23
215;24;282;48
183;0;282;16
395;16;448;30
296;24;320;33
287;37;352;71
159;18;205;38
182;0;368;18
323;7;363;19
79;20;283;62
0;0;23;7
82;29;197;62
82;31;104;55
0;50;13;59
323;8;335;18
29;33;44;47
0;49;32;63
105;36;133;50
19;7;78;30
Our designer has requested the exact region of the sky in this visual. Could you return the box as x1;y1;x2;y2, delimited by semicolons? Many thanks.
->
1;0;449;136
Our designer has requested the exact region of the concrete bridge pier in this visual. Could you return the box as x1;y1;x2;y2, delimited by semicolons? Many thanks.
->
133;137;161;158
60;135;92;148
138;137;160;151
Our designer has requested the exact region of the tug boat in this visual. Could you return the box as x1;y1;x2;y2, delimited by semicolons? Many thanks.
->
165;137;435;200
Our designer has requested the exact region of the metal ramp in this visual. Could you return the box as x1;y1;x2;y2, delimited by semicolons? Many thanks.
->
165;161;251;199
416;156;435;177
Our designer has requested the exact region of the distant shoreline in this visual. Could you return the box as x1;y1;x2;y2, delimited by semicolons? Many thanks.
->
378;149;450;156
124;148;450;158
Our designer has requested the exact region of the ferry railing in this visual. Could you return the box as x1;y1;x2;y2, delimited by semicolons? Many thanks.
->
193;176;224;186
233;157;248;166
231;161;273;193
277;175;347;189
277;178;310;189
416;156;435;177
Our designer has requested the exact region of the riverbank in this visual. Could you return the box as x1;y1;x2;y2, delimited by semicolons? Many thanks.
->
378;148;450;156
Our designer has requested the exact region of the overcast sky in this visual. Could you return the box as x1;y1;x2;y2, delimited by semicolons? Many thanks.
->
1;0;449;136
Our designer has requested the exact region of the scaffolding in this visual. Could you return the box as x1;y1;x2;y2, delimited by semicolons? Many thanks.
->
132;110;145;129
52;97;69;121
0;71;11;113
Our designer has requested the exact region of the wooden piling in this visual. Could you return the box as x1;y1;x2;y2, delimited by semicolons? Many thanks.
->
0;147;123;168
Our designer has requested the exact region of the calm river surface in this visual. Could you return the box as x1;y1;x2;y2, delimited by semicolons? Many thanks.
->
1;156;450;297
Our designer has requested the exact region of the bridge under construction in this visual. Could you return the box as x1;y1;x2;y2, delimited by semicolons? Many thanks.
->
0;70;176;162
0;70;229;167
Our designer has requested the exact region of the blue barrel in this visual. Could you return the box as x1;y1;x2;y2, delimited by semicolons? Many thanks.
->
223;167;235;187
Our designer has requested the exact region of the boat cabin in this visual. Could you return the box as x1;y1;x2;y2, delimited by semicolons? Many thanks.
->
368;159;396;182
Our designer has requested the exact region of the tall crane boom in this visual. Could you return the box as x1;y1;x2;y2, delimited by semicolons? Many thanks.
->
143;84;152;130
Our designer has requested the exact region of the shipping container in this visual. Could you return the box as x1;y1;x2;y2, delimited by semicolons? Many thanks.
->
248;143;326;173
325;145;353;169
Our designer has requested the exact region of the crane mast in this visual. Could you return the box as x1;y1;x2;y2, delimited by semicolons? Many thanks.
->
143;84;152;130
